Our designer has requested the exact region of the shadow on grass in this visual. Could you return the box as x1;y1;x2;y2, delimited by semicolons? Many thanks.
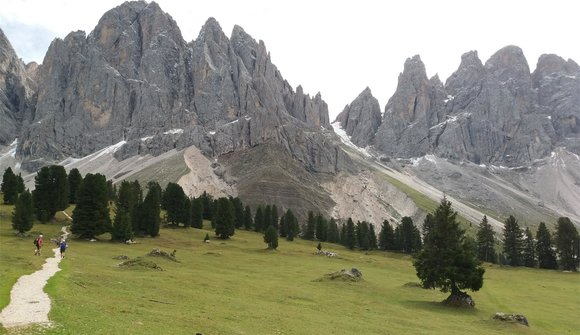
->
401;300;479;315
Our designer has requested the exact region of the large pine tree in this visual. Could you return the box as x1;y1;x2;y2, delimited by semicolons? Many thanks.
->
369;224;378;250
1;167;18;204
503;215;523;266
344;218;356;250
315;214;328;242
111;181;135;241
303;211;316;240
67;168;82;204
141;181;162;237
213;197;235;239
327;218;339;243
71;173;111;239
264;225;279;250
11;190;34;234
535;222;557;269
191;197;204;229
413;197;484;303
379;220;396;251
522;227;536;268
356;221;370;250
254;206;264;232
162;182;187;226
243;205;253;230
396;216;422;253
476;215;496;263
32;165;69;222
284;209;299;241
555;217;579;271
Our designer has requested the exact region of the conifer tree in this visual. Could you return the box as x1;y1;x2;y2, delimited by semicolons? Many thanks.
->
32;165;69;222
535;222;557;269
413;197;484;301
271;205;279;230
555;217;579;271
243;205;253;230
369;223;378;250
15;173;24;195
263;205;272;231
112;181;135;241
284;209;299;241
340;223;347;246
71;173;111;238
254;206;264;232
11;190;34;234
397;216;421;253
327;218;339;243
344;218;356;249
522;227;536;268
1;167;18;204
68;168;82;204
503;215;523;266
315;214;328;242
142;181;161;237
130;181;143;232
476;215;496;263
355;221;369;250
303;211;316;240
231;197;244;229
191;197;204;229
213;197;235;239
279;213;287;237
183;196;192;228
378;220;396;251
162;182;187;226
264;225;279;249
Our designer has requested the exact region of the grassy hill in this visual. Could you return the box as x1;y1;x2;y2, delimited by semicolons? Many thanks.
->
0;204;578;334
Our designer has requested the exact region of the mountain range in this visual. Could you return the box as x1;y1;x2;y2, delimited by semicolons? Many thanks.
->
1;0;578;228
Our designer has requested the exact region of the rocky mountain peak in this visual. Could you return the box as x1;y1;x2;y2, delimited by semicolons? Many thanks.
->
335;87;381;147
401;55;428;84
485;45;532;94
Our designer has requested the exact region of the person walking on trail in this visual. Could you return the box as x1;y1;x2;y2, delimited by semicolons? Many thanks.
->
59;239;67;258
34;234;43;256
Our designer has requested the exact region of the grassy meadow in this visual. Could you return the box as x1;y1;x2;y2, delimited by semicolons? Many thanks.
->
0;204;579;334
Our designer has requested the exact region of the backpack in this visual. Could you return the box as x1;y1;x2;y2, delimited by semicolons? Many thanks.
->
33;238;39;247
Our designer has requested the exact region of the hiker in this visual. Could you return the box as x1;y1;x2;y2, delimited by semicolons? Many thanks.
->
34;234;43;256
59;239;68;258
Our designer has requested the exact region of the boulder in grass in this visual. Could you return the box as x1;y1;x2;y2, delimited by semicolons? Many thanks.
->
319;268;363;282
493;312;529;326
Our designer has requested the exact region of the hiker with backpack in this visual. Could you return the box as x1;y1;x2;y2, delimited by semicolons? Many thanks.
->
34;234;43;256
59;239;68;258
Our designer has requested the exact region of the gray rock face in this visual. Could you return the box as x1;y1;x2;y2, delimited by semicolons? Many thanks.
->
373;46;572;166
14;1;339;173
335;87;381;147
0;28;33;145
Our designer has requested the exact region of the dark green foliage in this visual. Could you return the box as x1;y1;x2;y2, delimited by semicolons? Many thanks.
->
284;209;299;241
303;211;316;240
243;205;253;230
67;168;82;204
15;173;24;194
213;197;235;239
200;191;213;220
396;217;422;253
536;222;557;269
379;220;396;251
32;165;69;222
340;223;347;246
191;197;204;229
254;206;264;232
503;215;523;266
327;218;339;243
422;214;435;242
317;242;322;251
279;214;287;237
264;225;278;249
231;197;244;229
141;181;162;237
315;214;328;242
522;227;536;268
162;182;187;226
112;181;135;241
263;205;272;231
183;197;192;228
2;167;18;204
107;180;116;201
12;190;34;233
476;215;496;263
356;221;371;250
344;218;356;250
271;205;279;230
130;181;143;232
555;217;579;271
369;224;378;250
71;173;111;239
413;197;484;295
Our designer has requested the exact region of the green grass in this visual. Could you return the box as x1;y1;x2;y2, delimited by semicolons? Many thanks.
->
1;207;579;334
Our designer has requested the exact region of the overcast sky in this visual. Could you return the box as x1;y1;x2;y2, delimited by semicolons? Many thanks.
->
1;0;578;120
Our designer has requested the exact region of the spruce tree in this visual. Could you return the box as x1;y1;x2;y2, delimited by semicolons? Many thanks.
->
200;191;213;220
327;218;339;243
263;205;272;231
231;197;244;229
183;197;192;228
413;197;484;301
369;223;378;250
254;206;264;232
32;165;69;222
555;217;579;271
398;216;421;253
284;209;299;241
11;190;34;234
162;182;187;226
264;225;279;249
356;221;370;250
142;181;161;237
243;205;253;230
279;213;288;237
535;222;557;269
271;205;279;230
111;181;135;241
344;218;356;249
1;167;18;204
476;215;496;263
315;214;328;242
378;220;395;251
503;215;523;266
130;181;143;232
67;168;82;204
15;173;24;195
71;173;111;239
213;197;235;239
522;227;536;268
303;211;316;240
191;197;204;229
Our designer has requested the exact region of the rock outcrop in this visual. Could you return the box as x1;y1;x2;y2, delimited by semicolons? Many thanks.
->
334;87;381;147
13;1;341;173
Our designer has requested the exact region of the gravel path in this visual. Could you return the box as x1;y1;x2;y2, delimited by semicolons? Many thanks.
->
0;225;69;329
